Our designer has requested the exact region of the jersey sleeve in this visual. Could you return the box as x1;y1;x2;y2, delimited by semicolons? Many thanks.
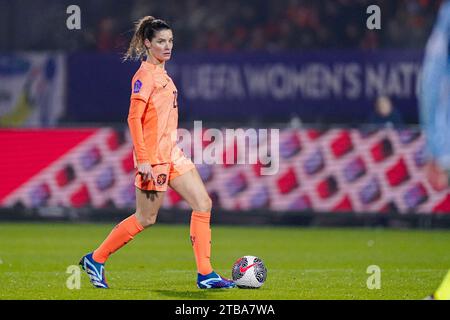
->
127;99;150;164
130;69;155;103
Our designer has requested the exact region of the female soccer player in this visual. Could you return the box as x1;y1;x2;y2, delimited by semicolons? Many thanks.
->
79;16;235;289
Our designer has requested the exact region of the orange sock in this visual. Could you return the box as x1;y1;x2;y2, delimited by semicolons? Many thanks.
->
190;211;213;275
92;214;144;263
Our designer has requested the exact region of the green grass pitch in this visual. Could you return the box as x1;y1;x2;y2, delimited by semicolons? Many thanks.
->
0;222;449;300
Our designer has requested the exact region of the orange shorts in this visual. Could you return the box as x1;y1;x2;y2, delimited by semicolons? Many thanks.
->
135;147;195;192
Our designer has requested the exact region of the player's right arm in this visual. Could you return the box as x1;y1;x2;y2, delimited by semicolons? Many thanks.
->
127;71;155;180
420;1;450;190
420;1;450;158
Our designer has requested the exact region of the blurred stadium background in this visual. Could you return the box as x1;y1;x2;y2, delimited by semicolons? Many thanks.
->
1;0;449;227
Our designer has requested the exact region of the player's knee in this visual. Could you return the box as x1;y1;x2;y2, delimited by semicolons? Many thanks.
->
141;216;158;228
135;211;158;228
194;196;212;213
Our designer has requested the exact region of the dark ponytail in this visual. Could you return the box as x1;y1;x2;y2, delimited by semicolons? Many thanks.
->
124;16;171;61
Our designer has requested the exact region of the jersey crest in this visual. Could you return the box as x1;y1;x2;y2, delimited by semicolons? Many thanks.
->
133;80;142;93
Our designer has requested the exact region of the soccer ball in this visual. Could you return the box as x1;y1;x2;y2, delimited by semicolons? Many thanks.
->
232;255;267;289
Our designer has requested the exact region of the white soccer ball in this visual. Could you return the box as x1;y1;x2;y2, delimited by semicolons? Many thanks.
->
232;255;267;289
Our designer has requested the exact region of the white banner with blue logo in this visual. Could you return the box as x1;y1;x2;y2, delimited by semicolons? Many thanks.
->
0;53;66;127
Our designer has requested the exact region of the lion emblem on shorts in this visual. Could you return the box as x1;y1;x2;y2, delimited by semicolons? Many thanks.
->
156;174;167;186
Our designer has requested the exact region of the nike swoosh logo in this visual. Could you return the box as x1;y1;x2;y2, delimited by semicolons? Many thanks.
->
239;263;257;273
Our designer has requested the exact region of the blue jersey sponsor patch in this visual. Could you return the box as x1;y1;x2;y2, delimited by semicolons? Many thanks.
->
133;80;142;93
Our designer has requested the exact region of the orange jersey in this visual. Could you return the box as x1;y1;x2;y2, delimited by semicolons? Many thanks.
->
127;61;179;165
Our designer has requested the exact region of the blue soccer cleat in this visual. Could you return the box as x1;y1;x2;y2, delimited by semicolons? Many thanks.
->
197;271;236;289
79;252;109;289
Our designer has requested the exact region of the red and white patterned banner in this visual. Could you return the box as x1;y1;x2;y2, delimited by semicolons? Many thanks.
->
1;127;449;214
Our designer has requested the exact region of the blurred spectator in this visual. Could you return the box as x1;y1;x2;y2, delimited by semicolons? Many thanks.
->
0;0;442;52
96;17;116;52
95;17;128;52
367;95;405;127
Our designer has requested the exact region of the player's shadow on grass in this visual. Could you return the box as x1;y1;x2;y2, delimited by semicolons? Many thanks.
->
114;287;150;292
151;289;230;299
